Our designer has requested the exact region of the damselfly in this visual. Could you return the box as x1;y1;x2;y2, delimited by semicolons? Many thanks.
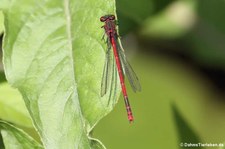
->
100;14;141;122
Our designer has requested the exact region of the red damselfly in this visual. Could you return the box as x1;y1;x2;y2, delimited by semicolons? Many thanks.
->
100;14;141;122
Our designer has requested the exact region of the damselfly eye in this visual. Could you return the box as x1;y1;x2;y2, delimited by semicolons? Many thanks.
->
100;16;106;22
109;15;115;20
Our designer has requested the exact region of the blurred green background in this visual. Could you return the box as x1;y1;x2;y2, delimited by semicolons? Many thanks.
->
1;0;225;149
93;0;225;149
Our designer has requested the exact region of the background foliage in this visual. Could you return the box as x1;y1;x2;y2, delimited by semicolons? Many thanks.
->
0;0;225;149
95;0;225;149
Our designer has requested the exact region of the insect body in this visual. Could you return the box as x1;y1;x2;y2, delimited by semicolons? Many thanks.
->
100;14;141;122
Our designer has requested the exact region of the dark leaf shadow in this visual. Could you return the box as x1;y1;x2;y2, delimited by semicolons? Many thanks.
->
172;103;202;149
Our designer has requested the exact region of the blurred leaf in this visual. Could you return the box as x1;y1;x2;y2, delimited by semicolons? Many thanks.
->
0;133;4;149
0;11;4;34
116;0;174;35
116;0;154;35
219;143;225;149
198;0;225;33
0;72;6;83
140;0;197;39
185;0;225;68
116;14;138;36
117;0;154;23
153;0;176;13
172;104;202;149
0;120;43;149
2;0;121;148
0;82;32;127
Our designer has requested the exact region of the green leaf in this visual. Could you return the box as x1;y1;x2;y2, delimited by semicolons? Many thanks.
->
172;103;202;149
219;142;225;149
0;120;43;149
153;0;176;13
2;0;121;148
117;0;154;24
185;0;225;68
90;138;106;149
0;11;4;34
116;0;154;35
0;72;6;83
0;133;4;149
116;0;174;35
0;82;32;127
140;0;197;39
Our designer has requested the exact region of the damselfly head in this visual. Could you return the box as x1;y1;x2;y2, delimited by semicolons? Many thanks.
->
100;15;115;22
